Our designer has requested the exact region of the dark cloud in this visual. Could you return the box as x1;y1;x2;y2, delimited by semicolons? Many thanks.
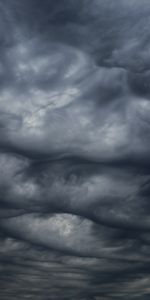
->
0;0;150;299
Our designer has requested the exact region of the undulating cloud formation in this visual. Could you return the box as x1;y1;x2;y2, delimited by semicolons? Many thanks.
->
0;1;150;299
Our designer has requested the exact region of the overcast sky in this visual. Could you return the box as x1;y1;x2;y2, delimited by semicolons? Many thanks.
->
0;1;150;299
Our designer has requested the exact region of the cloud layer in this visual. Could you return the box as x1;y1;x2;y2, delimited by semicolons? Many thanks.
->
0;1;150;299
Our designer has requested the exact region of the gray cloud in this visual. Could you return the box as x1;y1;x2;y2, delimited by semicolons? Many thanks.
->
0;0;150;299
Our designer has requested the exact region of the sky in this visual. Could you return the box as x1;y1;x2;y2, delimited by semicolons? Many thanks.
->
0;0;150;299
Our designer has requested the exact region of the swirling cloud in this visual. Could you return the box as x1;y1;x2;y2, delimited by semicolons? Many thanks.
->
1;1;150;299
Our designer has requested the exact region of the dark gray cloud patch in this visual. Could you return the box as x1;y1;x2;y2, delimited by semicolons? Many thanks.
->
0;0;150;299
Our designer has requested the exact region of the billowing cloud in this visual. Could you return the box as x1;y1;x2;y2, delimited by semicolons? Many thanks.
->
0;1;150;299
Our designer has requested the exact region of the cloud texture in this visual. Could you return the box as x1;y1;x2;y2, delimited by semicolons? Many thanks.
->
0;1;150;299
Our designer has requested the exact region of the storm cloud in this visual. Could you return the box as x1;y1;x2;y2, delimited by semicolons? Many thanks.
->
0;1;150;299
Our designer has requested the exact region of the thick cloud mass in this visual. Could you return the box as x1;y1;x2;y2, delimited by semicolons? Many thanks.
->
0;1;150;299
